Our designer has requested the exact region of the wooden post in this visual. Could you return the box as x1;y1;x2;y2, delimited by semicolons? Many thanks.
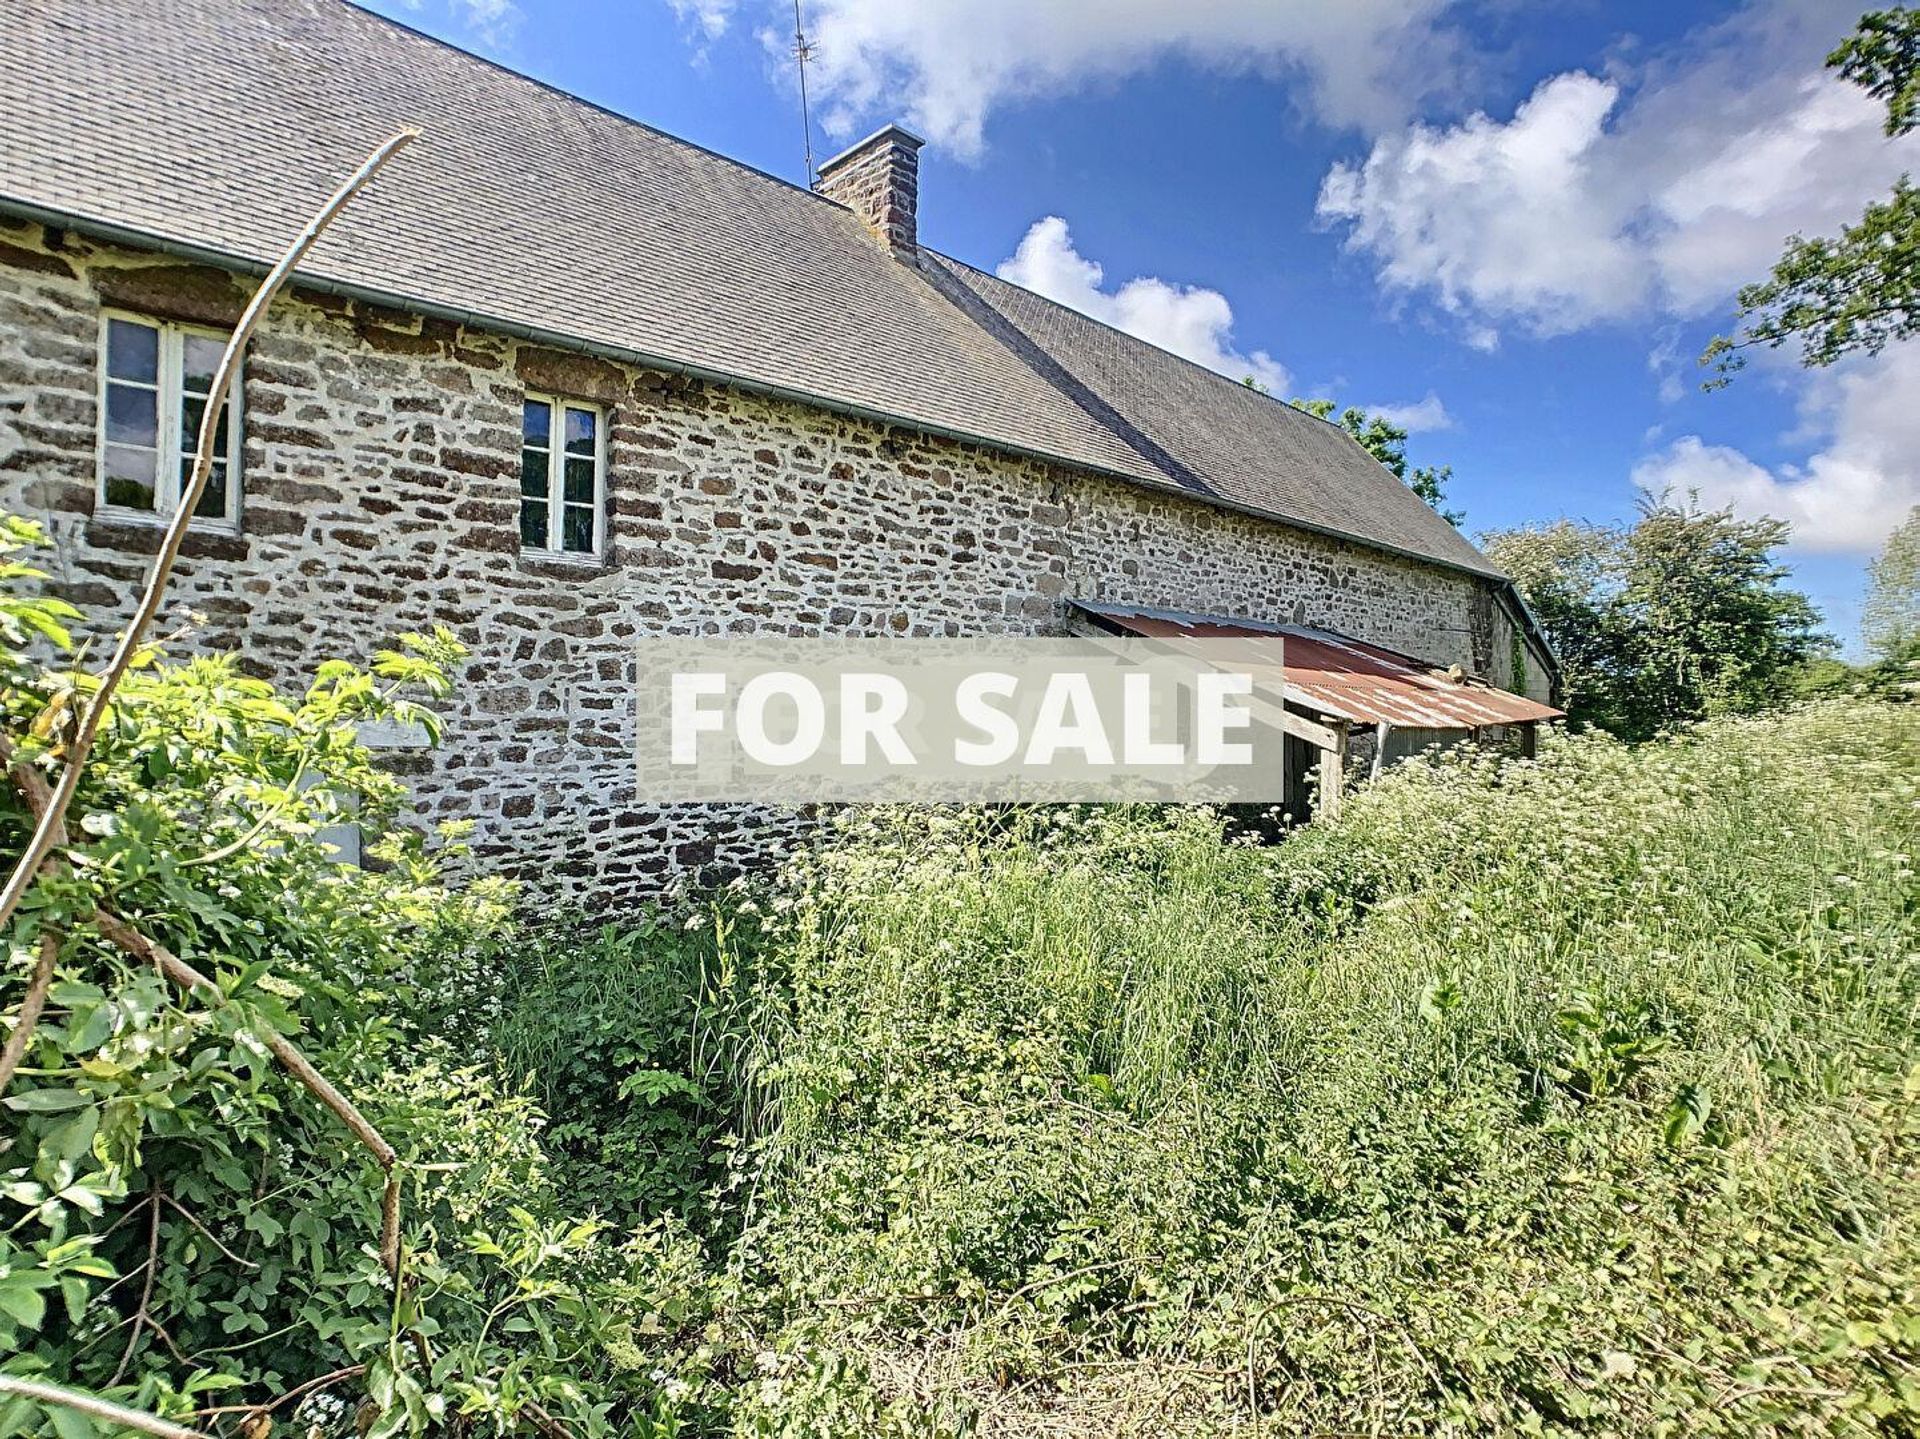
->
1317;720;1348;821
1519;722;1538;760
1369;720;1391;781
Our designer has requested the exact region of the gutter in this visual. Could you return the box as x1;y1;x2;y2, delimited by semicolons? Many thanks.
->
2;196;1542;622
1495;584;1560;688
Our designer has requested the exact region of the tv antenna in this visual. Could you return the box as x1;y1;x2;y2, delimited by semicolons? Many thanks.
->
792;0;817;187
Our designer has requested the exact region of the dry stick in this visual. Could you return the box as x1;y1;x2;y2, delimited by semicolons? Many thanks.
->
160;1192;261;1271
0;928;58;1098
193;1365;368;1420
111;1188;165;1385
91;910;402;1248
0;739;72;1101
0;1377;205;1439
3;748;404;1270
0;127;419;943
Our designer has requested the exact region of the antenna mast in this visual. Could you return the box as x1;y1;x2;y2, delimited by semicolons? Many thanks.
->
792;0;817;187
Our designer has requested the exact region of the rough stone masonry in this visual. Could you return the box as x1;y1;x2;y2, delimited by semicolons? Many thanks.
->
0;214;1550;902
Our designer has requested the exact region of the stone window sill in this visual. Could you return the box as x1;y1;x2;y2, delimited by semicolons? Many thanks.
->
516;548;611;579
86;513;251;561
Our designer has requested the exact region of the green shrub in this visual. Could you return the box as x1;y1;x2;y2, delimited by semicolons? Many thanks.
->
8;495;1916;1439
0;520;637;1437
622;705;1920;1437
490;915;759;1223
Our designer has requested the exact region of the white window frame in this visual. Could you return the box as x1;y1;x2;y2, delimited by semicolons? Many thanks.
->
518;393;607;560
94;310;243;532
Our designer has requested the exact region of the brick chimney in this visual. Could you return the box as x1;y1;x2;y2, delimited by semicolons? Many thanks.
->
815;123;925;258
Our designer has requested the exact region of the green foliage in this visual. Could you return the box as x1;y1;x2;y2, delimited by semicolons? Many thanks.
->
1482;491;1826;736
1706;179;1920;377
9;509;1918;1438
0;522;636;1437
1705;8;1919;380
489;916;757;1224
1287;397;1465;526
1833;6;1920;137
610;704;1920;1436
1865;505;1920;661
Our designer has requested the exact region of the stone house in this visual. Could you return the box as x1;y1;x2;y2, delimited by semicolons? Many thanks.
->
0;0;1558;897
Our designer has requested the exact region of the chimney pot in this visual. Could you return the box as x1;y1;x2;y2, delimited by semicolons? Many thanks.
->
816;123;925;258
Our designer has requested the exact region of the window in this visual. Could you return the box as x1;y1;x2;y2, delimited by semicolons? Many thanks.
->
97;314;241;528
520;396;603;556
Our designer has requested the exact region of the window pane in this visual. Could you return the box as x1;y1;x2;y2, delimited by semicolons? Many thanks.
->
106;381;157;448
181;334;226;394
179;395;231;458
190;460;227;520
563;407;596;455
106;318;159;384
563;454;595;503
103;444;157;510
522;399;551;448
519;497;549;550
562;504;594;554
182;394;206;452
520;449;548;498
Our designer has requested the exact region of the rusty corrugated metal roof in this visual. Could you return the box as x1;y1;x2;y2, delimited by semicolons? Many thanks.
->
1073;600;1564;730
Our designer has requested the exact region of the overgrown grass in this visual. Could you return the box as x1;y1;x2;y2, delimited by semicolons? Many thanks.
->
501;703;1920;1437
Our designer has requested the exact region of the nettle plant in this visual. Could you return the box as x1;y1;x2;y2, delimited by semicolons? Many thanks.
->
0;518;622;1437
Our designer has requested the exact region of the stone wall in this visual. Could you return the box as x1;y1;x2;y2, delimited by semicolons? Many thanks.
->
0;219;1548;899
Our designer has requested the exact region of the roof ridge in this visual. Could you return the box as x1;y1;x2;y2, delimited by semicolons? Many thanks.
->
334;0;848;213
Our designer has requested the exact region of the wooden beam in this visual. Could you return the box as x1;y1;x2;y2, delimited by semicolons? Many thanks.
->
1253;692;1342;752
1317;720;1349;821
1369;720;1391;781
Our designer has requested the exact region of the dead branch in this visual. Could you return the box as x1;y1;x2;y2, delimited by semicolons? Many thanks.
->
0;733;72;1100
0;927;58;1099
160;1192;261;1271
111;1188;164;1385
193;1365;368;1420
0;134;431;1439
0;127;418;941
519;1400;576;1439
0;1377;206;1439
3;739;403;1272
91;910;401;1212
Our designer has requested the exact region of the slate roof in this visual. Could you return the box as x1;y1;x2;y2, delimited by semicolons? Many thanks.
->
0;0;1502;580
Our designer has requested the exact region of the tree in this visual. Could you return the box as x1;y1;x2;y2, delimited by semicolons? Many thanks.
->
1619;494;1827;727
1862;504;1920;659
1287;397;1465;526
1479;519;1634;725
1481;493;1827;737
1704;8;1919;382
1834;6;1920;135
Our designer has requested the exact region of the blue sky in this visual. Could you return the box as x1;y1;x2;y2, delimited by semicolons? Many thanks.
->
366;0;1917;652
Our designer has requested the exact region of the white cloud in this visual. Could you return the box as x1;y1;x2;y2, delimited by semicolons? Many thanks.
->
667;0;732;41
1369;392;1452;433
686;0;1463;158
1630;343;1920;554
997;217;1290;393
1316;3;1909;339
1646;330;1688;405
397;0;521;48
